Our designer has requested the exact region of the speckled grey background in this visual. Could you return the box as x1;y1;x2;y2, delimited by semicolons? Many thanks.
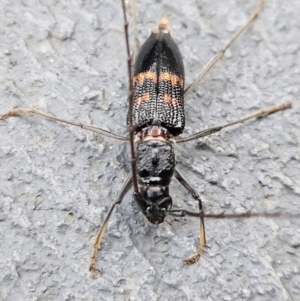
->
0;0;299;300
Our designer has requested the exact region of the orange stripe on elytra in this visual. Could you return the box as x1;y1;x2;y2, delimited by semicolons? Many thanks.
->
135;93;151;105
159;72;184;88
133;71;157;86
163;93;183;106
133;71;184;88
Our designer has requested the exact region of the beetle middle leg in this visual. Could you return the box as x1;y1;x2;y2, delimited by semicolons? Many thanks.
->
176;102;292;144
0;108;129;142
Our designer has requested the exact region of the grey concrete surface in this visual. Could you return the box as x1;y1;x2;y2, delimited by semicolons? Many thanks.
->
0;0;299;300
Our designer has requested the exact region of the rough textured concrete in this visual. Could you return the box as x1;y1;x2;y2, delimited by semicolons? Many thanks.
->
0;0;299;300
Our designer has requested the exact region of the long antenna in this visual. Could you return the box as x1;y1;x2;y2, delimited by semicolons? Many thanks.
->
121;0;139;194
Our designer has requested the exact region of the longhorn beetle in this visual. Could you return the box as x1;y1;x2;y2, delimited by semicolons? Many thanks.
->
0;0;292;277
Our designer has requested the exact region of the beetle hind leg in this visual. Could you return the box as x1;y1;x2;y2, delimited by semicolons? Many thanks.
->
174;168;209;264
183;221;209;265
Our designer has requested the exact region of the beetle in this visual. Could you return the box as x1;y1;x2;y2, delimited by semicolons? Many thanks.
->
0;0;292;278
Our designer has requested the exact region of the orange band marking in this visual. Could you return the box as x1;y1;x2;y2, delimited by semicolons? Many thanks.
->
135;93;151;105
163;93;183;106
133;71;157;86
133;71;184;88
